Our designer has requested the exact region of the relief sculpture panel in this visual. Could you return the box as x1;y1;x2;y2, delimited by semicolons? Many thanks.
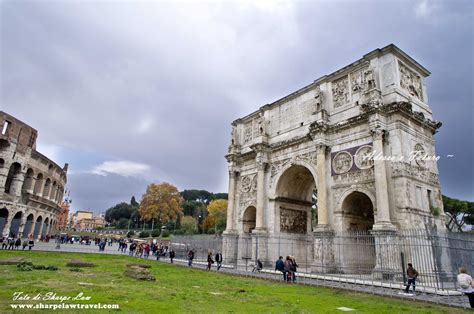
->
399;60;423;101
280;208;307;234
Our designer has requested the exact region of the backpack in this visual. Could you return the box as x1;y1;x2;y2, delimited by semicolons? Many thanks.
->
459;274;472;289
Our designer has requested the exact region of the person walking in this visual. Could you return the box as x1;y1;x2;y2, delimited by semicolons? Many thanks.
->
187;249;194;267
457;267;474;308
207;251;214;270
22;239;28;250
215;251;223;271
129;242;136;256
14;237;21;250
8;236;15;250
404;263;419;295
28;234;34;250
169;249;175;264
275;256;286;281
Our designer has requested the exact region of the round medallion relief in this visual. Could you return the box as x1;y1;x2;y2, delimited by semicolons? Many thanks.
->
241;176;251;192
332;151;353;174
354;145;374;170
251;175;258;191
414;143;426;167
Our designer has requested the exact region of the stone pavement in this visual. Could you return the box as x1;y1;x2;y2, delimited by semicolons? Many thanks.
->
5;241;471;310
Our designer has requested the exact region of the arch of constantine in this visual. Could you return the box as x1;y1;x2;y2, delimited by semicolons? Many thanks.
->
222;44;449;276
0;111;68;239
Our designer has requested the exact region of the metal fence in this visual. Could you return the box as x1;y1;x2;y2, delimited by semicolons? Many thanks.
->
169;229;474;293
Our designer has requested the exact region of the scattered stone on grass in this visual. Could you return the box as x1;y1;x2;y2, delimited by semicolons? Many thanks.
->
16;261;58;271
66;259;95;267
78;282;94;286
124;265;156;281
336;307;355;311
209;292;224;295
0;257;27;265
126;263;151;269
238;289;246;293
192;286;200;289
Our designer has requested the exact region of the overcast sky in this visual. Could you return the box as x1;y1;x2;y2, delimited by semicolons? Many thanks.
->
1;0;472;213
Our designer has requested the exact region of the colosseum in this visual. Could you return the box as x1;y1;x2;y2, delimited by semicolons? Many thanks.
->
0;111;68;239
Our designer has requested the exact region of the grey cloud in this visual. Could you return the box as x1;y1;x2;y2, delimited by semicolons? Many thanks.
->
1;0;472;212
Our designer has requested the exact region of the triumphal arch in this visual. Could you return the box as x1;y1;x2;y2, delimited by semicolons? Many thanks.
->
222;44;449;275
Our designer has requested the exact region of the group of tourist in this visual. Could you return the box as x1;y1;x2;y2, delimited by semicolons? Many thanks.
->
275;256;299;283
117;239;175;262
205;250;223;270
0;234;35;250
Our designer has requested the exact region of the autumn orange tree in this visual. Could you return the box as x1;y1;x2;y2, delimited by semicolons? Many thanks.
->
203;199;227;233
139;182;183;227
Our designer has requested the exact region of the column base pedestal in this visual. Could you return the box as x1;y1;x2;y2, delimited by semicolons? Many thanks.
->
312;227;336;273
222;231;239;265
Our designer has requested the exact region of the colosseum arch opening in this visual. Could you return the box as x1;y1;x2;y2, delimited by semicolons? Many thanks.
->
33;216;43;238
33;173;43;195
9;211;23;237
42;178;51;198
42;217;50;237
22;168;35;193
23;214;34;238
4;162;21;194
339;191;376;274
0;208;8;235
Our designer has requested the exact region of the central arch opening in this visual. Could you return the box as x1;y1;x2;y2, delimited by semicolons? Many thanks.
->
275;165;315;235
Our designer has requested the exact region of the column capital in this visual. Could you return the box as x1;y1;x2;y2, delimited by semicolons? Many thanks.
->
315;144;329;155
370;128;387;141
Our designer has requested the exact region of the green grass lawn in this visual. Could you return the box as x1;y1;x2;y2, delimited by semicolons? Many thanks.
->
0;250;468;314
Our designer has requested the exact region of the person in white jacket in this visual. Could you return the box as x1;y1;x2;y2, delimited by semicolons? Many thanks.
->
457;267;474;308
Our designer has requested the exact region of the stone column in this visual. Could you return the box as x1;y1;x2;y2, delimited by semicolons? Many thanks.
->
225;168;238;232
371;129;395;230
255;158;267;231
35;178;45;197
2;214;13;237
315;144;329;229
11;171;26;198
18;214;28;238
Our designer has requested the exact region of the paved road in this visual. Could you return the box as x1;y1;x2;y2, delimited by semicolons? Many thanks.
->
4;241;471;310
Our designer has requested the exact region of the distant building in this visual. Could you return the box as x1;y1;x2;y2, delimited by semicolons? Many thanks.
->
71;210;105;231
57;201;70;231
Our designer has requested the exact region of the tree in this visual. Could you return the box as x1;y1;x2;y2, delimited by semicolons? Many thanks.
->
105;202;134;223
180;216;198;234
139;182;183;225
443;195;474;232
203;199;227;233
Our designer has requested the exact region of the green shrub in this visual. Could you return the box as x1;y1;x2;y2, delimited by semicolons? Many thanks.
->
139;231;150;238
17;261;33;271
161;230;171;238
69;267;83;272
66;259;95;267
151;229;161;237
126;231;135;238
431;207;441;217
